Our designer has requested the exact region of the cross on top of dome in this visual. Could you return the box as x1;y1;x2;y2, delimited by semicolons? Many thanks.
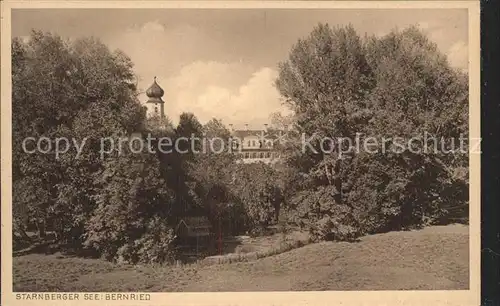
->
146;76;165;104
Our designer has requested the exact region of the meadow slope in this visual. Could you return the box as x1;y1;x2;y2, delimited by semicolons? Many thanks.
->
13;224;469;291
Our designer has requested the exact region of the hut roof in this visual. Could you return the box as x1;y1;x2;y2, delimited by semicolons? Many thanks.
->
181;216;211;227
176;217;212;237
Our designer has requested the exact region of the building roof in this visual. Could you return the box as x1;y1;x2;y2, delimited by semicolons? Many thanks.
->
176;216;212;238
231;129;286;140
177;216;212;230
146;77;165;104
238;148;274;152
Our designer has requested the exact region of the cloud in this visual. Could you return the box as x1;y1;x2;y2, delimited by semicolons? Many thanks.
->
19;35;31;43
149;63;290;128
417;21;431;30
416;20;468;71
106;21;221;81
417;20;447;44
140;21;166;33
108;21;293;129
107;21;294;128
447;40;468;71
109;19;467;131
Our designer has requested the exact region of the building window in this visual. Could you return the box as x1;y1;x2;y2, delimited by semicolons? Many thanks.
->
154;106;158;113
247;140;251;147
244;152;249;159
265;152;271;158
260;152;264;158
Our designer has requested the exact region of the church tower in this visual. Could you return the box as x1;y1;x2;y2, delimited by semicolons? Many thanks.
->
145;76;165;119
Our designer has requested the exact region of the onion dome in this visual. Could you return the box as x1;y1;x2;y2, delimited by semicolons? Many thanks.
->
146;76;165;104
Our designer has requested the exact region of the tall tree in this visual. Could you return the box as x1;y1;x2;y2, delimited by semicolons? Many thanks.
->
167;113;204;216
276;24;468;239
12;31;145;243
190;119;239;230
355;26;469;230
275;24;373;240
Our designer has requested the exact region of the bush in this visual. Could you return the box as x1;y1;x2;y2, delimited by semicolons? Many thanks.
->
134;218;176;264
309;215;361;242
115;217;176;264
289;187;362;242
232;163;284;231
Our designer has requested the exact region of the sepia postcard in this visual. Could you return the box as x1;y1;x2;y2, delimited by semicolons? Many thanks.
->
1;1;480;305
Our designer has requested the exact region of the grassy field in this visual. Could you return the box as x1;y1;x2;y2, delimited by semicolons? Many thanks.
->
13;224;469;291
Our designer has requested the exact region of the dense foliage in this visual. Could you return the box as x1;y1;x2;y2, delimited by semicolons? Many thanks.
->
275;24;468;240
12;32;175;263
12;24;468;263
12;32;144;244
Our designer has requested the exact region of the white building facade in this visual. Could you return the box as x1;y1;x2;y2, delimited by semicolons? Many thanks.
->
229;125;284;164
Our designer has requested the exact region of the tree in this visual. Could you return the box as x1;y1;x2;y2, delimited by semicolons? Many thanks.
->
231;163;284;234
275;24;373;240
356;26;469;230
167;113;205;217
84;146;176;263
187;118;242;234
269;111;295;131
12;31;145;244
275;24;468;239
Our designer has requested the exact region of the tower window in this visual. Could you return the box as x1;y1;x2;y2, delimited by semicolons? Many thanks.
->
154;106;158;113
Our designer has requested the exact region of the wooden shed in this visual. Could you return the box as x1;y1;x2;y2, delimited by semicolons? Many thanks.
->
175;216;215;256
176;216;212;238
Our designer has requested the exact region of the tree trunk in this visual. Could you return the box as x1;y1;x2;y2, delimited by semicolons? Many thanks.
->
326;158;342;205
274;204;280;223
54;217;65;242
36;219;46;239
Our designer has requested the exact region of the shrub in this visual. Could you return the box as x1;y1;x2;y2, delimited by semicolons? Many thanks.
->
115;217;176;264
309;215;361;242
134;218;176;264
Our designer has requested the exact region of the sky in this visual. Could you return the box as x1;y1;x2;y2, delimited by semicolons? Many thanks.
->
12;9;468;128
